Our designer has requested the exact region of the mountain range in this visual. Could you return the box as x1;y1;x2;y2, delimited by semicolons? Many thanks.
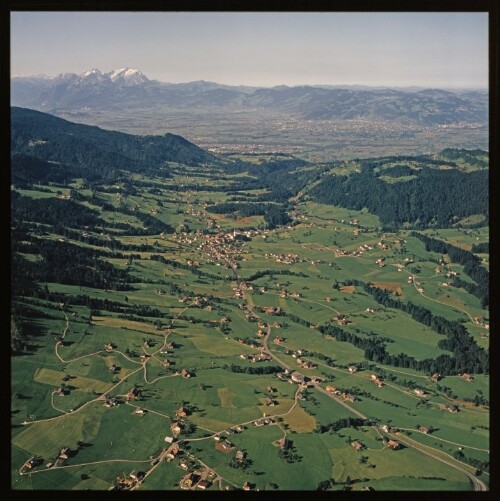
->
11;68;488;126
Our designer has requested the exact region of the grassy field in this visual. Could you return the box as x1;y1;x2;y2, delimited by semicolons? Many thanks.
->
11;155;489;490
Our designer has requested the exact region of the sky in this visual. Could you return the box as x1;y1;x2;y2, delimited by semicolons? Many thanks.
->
10;12;488;89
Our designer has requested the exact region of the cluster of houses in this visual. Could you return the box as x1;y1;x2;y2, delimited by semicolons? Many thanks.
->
253;417;277;426
325;384;357;402
259;306;282;315
104;396;121;408
112;470;145;490
265;252;301;265
239;353;271;363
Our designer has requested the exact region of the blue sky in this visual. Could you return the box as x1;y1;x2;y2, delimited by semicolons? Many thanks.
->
11;12;488;88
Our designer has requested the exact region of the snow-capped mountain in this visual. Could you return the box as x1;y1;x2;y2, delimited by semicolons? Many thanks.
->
107;68;149;85
10;68;488;126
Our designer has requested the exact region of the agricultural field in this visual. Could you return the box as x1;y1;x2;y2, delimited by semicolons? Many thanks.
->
11;131;489;492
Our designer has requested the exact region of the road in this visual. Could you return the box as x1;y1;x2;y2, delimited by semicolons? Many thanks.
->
389;432;486;491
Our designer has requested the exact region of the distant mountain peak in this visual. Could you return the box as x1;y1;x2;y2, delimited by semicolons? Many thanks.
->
107;67;149;85
81;68;103;78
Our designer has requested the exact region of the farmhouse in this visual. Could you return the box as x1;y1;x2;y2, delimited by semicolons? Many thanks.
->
291;371;305;384
166;443;180;460
462;372;474;382
414;388;427;397
215;439;234;452
127;386;141;400
387;440;401;450
58;447;70;460
180;472;200;489
341;392;357;402
179;458;192;470
197;480;211;490
176;406;190;418
348;365;358;373
431;373;442;382
129;471;145;481
265;398;277;406
181;368;192;378
419;426;430;434
134;407;147;416
351;440;364;451
171;422;183;435
104;397;119;407
325;385;337;393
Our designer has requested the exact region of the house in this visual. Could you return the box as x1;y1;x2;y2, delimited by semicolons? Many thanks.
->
266;386;276;393
274;336;285;345
374;378;384;388
104;397;118;407
243;481;251;491
348;365;358;373
326;385;336;393
387;440;401;450
58;447;70;460
104;343;114;352
419;426;430;434
176;406;189;418
265;398;276;406
235;450;246;461
180;472;199;489
197;480;211;490
129;471;145;481
431;373;442;382
414;388;427;397
166;443;180;460
181;368;191;378
291;371;305;384
215;439;234;452
462;372;474;382
279;436;290;449
109;364;119;374
54;386;67;396
134;407;147;416
380;424;390;433
179;458;191;470
170;422;183;435
127;386;141;400
341;392;357;402
351;440;364;451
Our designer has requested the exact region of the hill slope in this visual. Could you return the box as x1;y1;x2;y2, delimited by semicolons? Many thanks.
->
11;107;217;181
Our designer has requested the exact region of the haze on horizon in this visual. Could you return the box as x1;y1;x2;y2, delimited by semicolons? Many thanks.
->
11;11;488;90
